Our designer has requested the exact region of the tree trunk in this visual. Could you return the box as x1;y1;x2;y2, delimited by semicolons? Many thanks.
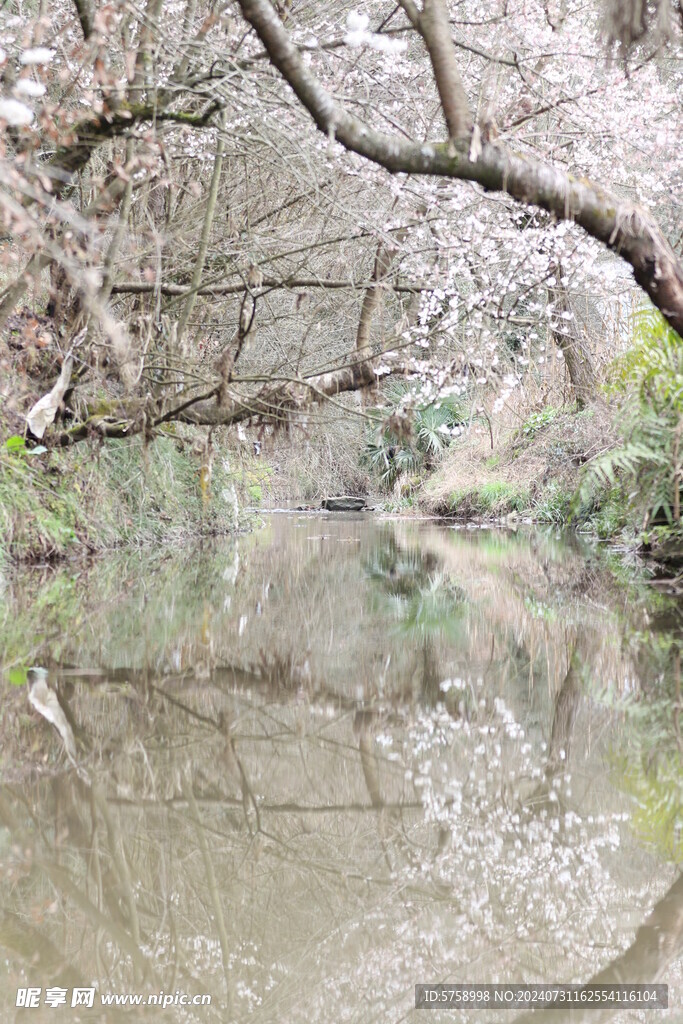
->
356;243;400;359
549;263;595;408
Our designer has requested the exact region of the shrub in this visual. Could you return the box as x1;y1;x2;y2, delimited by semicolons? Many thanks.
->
578;308;683;535
362;381;468;489
533;483;573;524
521;405;559;439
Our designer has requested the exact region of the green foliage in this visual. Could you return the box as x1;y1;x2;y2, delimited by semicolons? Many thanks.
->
233;458;272;505
521;405;559;438
578;308;683;535
3;435;48;457
449;480;530;517
596;643;683;864
607;307;683;408
0;446;83;564
0;434;238;564
532;483;573;524
0;542;243;677
362;382;467;489
7;667;27;686
615;751;682;863
477;481;529;513
591;488;629;539
96;438;238;541
379;494;415;513
4;435;26;453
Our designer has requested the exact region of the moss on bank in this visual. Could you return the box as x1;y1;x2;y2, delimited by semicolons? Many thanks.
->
413;402;682;569
0;433;239;567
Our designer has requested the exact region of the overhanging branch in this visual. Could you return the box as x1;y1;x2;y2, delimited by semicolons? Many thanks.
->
237;0;683;336
109;275;426;297
55;350;410;444
48;102;222;190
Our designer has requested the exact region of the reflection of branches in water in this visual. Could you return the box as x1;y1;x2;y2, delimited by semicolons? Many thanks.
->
512;872;683;1024
0;787;147;976
590;871;683;982
0;703;229;1018
181;772;234;1012
2;524;682;1020
354;709;398;874
523;644;585;818
0;908;85;992
547;648;582;774
109;795;423;815
1;667;677;1024
217;711;261;833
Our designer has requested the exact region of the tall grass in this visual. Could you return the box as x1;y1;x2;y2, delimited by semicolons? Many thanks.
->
0;434;238;565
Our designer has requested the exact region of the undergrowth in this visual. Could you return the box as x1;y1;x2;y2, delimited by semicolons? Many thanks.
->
447;481;531;518
0;432;239;566
577;307;683;558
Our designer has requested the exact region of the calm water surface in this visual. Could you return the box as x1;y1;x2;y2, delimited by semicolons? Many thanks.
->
0;514;681;1023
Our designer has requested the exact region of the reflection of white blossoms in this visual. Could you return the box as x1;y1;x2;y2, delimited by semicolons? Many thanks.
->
406;694;631;956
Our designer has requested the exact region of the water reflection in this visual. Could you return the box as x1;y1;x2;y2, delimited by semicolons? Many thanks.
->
0;515;681;1022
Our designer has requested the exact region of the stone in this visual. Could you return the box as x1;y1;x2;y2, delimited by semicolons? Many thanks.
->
320;496;367;512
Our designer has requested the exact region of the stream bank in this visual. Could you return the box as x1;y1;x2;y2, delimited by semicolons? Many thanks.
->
410;403;682;574
0;431;239;567
2;400;681;580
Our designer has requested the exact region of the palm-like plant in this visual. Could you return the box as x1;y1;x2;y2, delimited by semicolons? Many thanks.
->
362;382;467;489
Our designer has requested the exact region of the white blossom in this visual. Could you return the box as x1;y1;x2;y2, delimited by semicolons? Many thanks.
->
15;79;46;97
0;98;34;125
20;47;55;65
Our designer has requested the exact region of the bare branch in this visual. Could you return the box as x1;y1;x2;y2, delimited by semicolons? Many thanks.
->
109;276;427;297
55;351;412;444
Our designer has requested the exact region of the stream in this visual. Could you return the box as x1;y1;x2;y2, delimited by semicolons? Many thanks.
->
0;514;681;1022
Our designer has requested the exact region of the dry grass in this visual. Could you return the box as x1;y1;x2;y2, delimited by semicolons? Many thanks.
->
228;404;374;505
421;402;616;519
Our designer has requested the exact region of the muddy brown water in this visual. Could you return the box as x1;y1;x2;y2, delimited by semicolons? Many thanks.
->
0;514;681;1022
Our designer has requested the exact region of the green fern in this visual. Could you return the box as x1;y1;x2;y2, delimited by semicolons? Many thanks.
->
607;307;683;411
579;308;683;530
